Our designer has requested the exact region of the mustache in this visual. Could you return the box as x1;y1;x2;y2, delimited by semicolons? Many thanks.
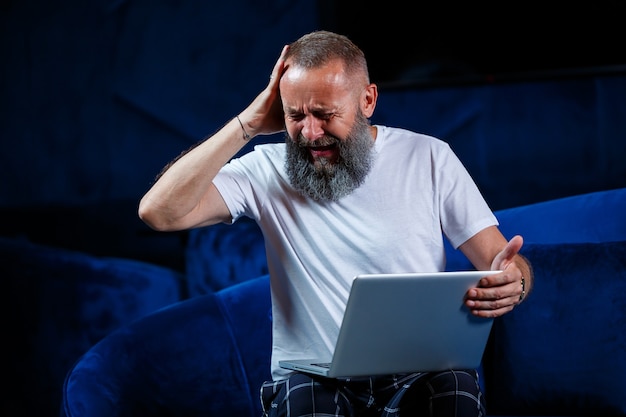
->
295;134;339;148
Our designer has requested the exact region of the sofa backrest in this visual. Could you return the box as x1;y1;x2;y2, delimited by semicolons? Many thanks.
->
445;187;626;271
496;186;626;244
186;218;266;294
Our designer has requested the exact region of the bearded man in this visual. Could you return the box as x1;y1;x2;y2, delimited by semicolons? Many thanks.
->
139;30;532;417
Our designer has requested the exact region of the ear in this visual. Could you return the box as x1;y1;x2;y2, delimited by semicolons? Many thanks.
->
360;83;378;118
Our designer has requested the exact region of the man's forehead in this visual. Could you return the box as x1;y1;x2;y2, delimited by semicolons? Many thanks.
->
286;59;344;75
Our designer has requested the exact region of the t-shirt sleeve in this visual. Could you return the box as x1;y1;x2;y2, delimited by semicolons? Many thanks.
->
212;144;283;224
437;144;499;249
212;153;261;224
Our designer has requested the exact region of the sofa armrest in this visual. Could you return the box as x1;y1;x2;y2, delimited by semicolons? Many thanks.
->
1;237;182;417
61;274;272;417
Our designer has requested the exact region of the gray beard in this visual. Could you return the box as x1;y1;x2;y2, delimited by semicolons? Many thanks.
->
285;113;374;202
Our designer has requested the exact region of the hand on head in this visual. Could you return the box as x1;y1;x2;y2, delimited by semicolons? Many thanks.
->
237;45;290;139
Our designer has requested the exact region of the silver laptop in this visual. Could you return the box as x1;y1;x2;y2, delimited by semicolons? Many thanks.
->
279;270;500;378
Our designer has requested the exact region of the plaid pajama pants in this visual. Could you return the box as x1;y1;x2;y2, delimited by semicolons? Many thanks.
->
261;370;486;417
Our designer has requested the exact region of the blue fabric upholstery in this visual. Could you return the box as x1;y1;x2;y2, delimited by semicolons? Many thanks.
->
444;187;626;271
185;218;266;294
61;275;271;417
496;187;626;244
1;237;182;417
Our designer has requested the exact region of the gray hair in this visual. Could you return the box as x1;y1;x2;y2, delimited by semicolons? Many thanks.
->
285;30;370;83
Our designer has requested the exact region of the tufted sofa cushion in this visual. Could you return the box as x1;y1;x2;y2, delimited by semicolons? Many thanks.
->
185;218;267;294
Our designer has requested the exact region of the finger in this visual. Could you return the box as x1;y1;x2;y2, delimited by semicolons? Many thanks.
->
478;268;519;289
468;285;519;304
269;45;289;86
466;289;518;315
470;302;515;318
467;274;514;298
471;272;519;298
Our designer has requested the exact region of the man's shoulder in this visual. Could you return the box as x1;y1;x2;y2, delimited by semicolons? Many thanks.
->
253;141;285;158
225;142;285;173
253;141;285;152
376;125;449;149
236;142;285;162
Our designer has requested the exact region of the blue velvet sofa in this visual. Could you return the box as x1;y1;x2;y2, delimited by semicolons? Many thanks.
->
1;237;183;417
60;187;626;416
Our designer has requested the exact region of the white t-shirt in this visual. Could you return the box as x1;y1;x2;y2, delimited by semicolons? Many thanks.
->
213;125;497;380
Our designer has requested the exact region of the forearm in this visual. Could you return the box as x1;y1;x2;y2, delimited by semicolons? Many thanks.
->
138;116;250;231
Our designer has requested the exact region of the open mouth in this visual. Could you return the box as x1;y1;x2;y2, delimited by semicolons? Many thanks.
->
308;144;338;160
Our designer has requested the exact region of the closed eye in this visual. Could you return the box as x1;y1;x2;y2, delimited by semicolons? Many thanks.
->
311;111;334;121
286;113;305;122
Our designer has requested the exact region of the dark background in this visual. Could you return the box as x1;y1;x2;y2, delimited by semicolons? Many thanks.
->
322;1;626;88
2;0;625;272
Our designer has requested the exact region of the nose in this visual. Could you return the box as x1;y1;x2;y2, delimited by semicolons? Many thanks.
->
300;115;324;142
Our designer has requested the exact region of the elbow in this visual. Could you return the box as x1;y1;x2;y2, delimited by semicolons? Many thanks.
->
138;198;173;232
